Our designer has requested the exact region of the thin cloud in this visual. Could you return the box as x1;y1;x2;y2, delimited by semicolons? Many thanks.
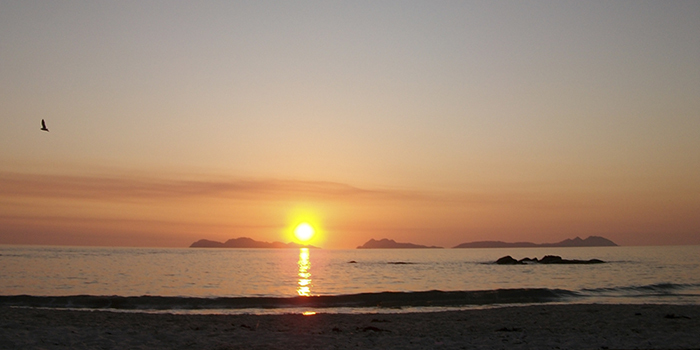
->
0;171;583;209
0;171;425;202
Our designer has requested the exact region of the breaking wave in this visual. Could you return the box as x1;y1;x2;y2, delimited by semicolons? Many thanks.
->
2;286;698;314
0;288;575;312
581;282;700;298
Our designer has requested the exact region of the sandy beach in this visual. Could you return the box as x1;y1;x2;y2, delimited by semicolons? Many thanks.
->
1;304;699;349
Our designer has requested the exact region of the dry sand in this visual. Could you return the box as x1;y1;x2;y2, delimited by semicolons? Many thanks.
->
1;304;699;349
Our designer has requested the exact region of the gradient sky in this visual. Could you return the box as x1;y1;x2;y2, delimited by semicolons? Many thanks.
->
1;1;699;248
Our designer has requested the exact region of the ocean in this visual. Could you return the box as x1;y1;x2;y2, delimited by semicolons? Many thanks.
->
1;245;699;314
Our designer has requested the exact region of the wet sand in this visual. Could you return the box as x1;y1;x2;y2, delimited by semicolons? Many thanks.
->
1;304;699;349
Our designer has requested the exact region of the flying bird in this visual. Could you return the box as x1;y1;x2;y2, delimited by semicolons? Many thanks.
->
40;119;49;132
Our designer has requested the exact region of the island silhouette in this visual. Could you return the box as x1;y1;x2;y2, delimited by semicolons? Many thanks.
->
190;237;317;249
190;235;616;249
357;238;443;249
453;236;617;248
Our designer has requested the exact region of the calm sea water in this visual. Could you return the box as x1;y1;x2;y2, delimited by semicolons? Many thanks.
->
1;245;699;314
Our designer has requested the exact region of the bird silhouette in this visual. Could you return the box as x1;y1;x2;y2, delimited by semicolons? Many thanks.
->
41;119;49;132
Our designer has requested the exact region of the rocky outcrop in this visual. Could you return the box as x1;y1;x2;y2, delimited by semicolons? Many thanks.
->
496;256;520;264
496;255;605;265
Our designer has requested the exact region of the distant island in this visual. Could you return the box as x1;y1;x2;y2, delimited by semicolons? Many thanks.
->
357;238;443;249
453;236;617;248
190;237;317;249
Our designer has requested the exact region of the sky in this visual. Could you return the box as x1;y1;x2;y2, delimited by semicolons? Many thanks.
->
1;0;699;248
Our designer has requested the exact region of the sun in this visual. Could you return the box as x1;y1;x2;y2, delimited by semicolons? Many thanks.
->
294;223;315;242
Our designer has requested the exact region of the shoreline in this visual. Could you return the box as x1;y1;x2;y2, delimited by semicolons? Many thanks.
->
2;304;699;349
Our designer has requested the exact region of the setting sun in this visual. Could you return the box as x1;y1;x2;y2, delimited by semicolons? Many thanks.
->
294;223;315;242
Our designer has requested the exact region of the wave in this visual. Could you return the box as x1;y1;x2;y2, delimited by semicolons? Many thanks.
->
3;283;697;312
0;288;576;311
581;282;700;296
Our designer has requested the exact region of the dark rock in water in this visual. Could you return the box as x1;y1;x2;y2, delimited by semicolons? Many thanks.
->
538;255;605;264
496;255;606;265
361;326;390;332
496;256;522;265
664;314;691;319
538;255;564;264
496;327;522;332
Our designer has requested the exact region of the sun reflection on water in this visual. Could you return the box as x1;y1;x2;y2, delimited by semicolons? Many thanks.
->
297;248;312;297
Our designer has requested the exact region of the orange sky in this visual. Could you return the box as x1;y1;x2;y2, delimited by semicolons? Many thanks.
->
1;1;699;248
1;165;698;248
